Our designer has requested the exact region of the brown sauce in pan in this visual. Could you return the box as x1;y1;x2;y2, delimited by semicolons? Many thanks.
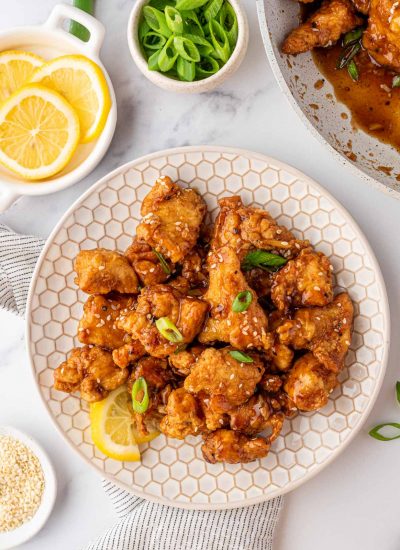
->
312;45;400;152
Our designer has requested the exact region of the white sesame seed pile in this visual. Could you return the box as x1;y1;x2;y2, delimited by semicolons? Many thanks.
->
0;435;45;532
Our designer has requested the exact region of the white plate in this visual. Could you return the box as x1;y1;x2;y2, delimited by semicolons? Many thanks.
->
0;427;57;549
26;145;389;510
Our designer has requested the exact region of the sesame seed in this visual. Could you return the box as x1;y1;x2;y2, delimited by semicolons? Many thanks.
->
314;286;321;291
295;243;300;249
98;265;105;271
230;374;235;379
276;229;282;235
281;241;289;246
343;318;347;324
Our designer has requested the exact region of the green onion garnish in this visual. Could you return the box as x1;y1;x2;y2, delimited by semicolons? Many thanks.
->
347;60;359;82
177;57;196;81
176;0;209;10
173;36;200;62
392;75;400;88
204;0;224;21
143;6;172;37
369;423;400;441
219;1;238;47
165;6;184;34
396;381;400;404
241;250;287;272
155;316;183;342
158;35;179;71
131;377;150;414
342;27;363;47
232;290;252;313
70;0;94;42
153;249;171;275
337;41;361;70
229;350;253;363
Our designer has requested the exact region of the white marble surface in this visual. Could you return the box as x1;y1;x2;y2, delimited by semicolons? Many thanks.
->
0;1;399;549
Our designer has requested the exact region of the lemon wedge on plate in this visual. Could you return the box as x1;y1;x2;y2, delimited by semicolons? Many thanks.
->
30;54;111;143
90;386;159;461
0;84;80;180
0;50;44;103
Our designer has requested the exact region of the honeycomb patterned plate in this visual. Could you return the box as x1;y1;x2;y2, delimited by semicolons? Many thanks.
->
26;146;389;510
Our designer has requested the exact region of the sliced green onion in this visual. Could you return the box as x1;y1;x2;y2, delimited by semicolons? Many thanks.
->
184;34;214;55
396;381;400;405
176;0;209;10
153;249;171;274
147;49;161;71
229;350;254;363
369;423;400;441
165;6;184;34
143;6;172;38
70;0;94;42
337;42;360;70
342;27;363;47
182;10;205;36
392;75;400;88
149;0;174;9
158;35;179;72
219;2;238;47
155;316;183;342
173;36;200;62
139;20;151;43
177;57;196;81
347;60;359;82
131;377;150;414
241;250;287;271
143;31;167;50
196;55;220;78
204;0;224;21
232;290;253;313
207;19;230;64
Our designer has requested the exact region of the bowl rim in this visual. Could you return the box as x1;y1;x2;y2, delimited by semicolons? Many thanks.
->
0;426;57;549
127;0;249;93
25;144;390;510
255;0;400;201
0;10;117;197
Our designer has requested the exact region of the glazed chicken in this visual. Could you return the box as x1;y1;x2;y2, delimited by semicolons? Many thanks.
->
54;177;354;464
117;284;208;357
282;0;362;54
54;346;129;402
136;176;206;263
363;0;400;70
199;246;271;350
75;249;139;295
202;430;270;464
277;292;353;372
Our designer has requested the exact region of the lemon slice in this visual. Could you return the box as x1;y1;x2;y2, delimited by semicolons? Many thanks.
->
0;84;80;180
30;54;111;143
90;386;159;461
0;50;44;104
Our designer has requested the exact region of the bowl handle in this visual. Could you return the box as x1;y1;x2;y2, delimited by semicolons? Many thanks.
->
43;3;106;58
0;189;19;212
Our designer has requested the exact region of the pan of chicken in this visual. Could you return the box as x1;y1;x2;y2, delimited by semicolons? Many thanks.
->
257;0;400;197
26;146;388;508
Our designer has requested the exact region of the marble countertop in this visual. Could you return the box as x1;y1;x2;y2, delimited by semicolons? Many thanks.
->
0;1;399;549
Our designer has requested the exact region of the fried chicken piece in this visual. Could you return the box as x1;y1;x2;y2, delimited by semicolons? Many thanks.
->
159;388;205;439
363;0;400;70
351;0;370;13
125;237;173;286
127;356;172;391
271;248;334;312
54;346;129;402
245;268;274;297
199;246;270;350
74;249;139;295
184;347;264;411
168;345;205;376
282;0;362;54
112;339;146;368
259;373;283;393
228;394;284;440
277;292;353;373
78;295;135;349
199;395;230;431
212;196;307;259
136;176;207;263
181;247;208;290
202;430;270;464
284;352;337;411
117;284;208;358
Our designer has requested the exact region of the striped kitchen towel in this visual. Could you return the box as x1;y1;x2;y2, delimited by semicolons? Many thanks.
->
0;222;283;550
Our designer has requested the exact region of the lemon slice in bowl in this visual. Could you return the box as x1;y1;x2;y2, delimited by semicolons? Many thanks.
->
0;50;44;103
90;386;159;461
0;84;80;180
30;54;111;143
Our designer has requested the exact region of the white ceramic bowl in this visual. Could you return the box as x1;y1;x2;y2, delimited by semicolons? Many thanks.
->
256;0;400;199
127;0;249;93
0;426;57;550
0;4;117;212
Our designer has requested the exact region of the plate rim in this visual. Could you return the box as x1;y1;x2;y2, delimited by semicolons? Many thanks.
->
25;145;391;510
255;0;400;201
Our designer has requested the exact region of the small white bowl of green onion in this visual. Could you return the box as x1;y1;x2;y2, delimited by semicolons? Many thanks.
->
127;0;249;93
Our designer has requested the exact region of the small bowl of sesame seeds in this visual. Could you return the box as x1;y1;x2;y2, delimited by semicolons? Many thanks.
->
0;427;57;549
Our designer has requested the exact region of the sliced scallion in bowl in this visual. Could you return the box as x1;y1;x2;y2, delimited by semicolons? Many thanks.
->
138;0;238;81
